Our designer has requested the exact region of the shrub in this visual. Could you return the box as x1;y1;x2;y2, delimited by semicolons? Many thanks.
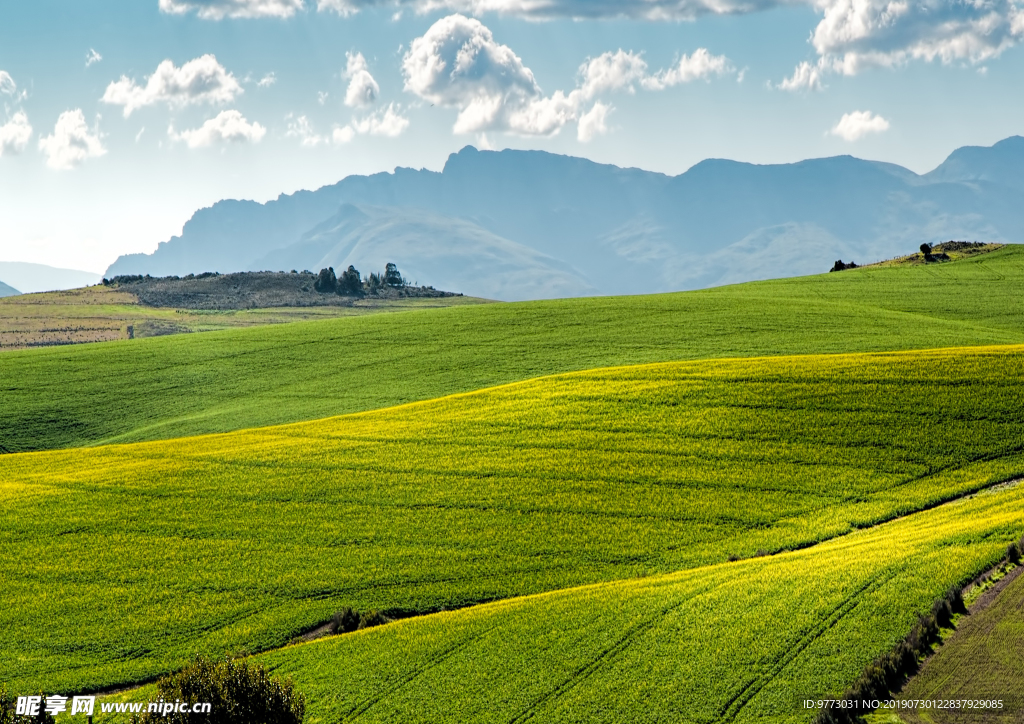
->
331;607;360;634
130;656;304;724
920;243;932;256
0;686;56;724
1007;541;1021;564
357;610;391;629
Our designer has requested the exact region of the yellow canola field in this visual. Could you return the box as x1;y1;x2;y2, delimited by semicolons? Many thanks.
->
4;345;1024;695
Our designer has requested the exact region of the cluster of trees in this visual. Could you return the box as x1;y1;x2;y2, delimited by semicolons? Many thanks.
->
313;262;407;295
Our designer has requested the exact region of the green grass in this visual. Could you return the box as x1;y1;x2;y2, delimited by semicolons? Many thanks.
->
3;245;1024;453
888;566;1024;724
103;481;1024;724
4;346;1024;694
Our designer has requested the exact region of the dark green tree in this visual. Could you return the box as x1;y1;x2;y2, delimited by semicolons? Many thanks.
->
383;262;404;287
313;267;337;293
336;265;362;296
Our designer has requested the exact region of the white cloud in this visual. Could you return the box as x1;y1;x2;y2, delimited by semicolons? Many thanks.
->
317;0;785;20
577;101;611;142
403;15;733;139
101;55;242;117
830;110;890;141
781;0;1024;88
38;110;106;170
641;48;735;89
171;109;266;148
812;0;1024;71
334;102;410;142
318;90;329;105
577;49;649;99
159;0;305;19
332;125;356;143
351;102;410;135
0;71;16;96
0;111;33;156
257;72;277;87
344;52;380;107
778;59;827;91
86;49;103;67
402;14;559;134
286;113;327;146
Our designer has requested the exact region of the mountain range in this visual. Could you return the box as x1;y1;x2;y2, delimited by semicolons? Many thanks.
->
106;136;1024;300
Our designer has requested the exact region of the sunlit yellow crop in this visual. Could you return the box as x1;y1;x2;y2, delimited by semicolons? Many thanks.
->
4;345;1024;697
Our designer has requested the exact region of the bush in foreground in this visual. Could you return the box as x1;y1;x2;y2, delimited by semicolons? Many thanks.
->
131;657;304;724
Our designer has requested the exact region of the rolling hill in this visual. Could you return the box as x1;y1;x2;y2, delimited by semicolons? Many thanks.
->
3;347;1024;694
3;245;1024;454
253;483;1022;724
106;138;1024;299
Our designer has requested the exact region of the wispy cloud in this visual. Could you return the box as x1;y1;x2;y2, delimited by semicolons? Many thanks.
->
159;0;305;19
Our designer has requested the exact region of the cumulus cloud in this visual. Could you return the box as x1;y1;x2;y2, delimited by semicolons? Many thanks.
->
38;110;106;170
86;49;103;67
0;111;33;156
403;15;732;139
344;52;380;107
780;0;1024;89
171;109;266;147
102;55;242;116
577;50;649;99
159;0;305;18
402;14;557;134
0;71;16;96
257;72;277;87
577;101;611;142
830;110;890;141
334;102;410;142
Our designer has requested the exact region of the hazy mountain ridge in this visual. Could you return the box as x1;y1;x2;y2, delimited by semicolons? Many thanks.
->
105;137;1024;300
0;262;102;295
0;280;19;297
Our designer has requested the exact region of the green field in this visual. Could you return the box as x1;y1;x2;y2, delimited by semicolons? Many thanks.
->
4;346;1024;696
3;245;1024;454
105;482;1024;724
252;483;1022;724
882;567;1024;724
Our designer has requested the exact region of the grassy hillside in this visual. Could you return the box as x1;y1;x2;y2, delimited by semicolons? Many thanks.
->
111;483;1024;724
0;284;487;352
887;567;1024;723
4;347;1024;693
3;244;1024;454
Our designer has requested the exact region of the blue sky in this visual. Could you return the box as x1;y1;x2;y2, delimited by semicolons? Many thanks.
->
2;0;1023;272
